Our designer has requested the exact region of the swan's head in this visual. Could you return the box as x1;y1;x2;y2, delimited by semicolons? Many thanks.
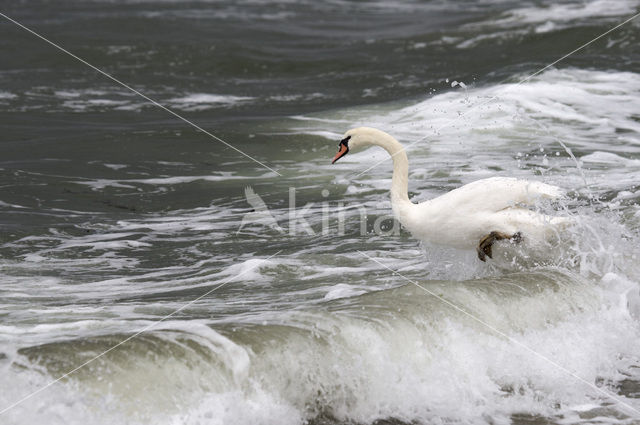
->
331;127;386;164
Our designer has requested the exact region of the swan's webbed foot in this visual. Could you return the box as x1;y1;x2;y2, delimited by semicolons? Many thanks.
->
477;231;523;262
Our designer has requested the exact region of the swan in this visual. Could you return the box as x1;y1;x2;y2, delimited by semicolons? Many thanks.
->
331;127;569;261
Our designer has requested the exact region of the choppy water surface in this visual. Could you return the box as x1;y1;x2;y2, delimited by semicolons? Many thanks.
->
1;0;640;424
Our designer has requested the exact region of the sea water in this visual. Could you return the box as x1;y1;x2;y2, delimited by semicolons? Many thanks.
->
1;0;640;423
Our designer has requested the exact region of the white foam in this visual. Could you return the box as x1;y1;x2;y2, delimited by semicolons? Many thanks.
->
223;258;275;281
502;0;637;25
581;151;640;166
54;89;109;98
74;172;266;190
0;200;26;209
168;93;254;111
103;163;128;170
62;99;129;111
323;283;367;300
457;0;638;48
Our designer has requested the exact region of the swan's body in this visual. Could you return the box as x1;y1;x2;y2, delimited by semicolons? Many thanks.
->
332;127;568;260
398;177;564;250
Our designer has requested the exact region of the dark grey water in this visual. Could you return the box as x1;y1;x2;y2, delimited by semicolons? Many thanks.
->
2;1;640;424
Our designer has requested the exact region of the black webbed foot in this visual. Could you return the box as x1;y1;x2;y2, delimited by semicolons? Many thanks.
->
477;231;523;262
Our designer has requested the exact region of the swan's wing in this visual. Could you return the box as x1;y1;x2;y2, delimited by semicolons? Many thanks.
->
244;186;268;211
434;177;564;213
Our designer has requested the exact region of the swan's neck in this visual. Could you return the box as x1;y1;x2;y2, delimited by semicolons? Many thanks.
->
369;133;413;219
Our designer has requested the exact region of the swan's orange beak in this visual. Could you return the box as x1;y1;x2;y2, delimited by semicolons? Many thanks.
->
332;143;348;164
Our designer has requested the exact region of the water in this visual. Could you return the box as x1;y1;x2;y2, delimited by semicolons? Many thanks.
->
1;0;640;423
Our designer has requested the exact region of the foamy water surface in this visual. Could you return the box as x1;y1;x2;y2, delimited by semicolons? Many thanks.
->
1;0;640;424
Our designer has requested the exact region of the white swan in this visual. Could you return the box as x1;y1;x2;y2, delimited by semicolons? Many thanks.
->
331;127;569;261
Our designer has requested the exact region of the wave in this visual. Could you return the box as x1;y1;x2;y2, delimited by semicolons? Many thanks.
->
3;63;640;424
2;266;640;424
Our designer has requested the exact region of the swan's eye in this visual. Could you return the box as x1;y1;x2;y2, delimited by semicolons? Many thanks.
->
338;135;351;148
